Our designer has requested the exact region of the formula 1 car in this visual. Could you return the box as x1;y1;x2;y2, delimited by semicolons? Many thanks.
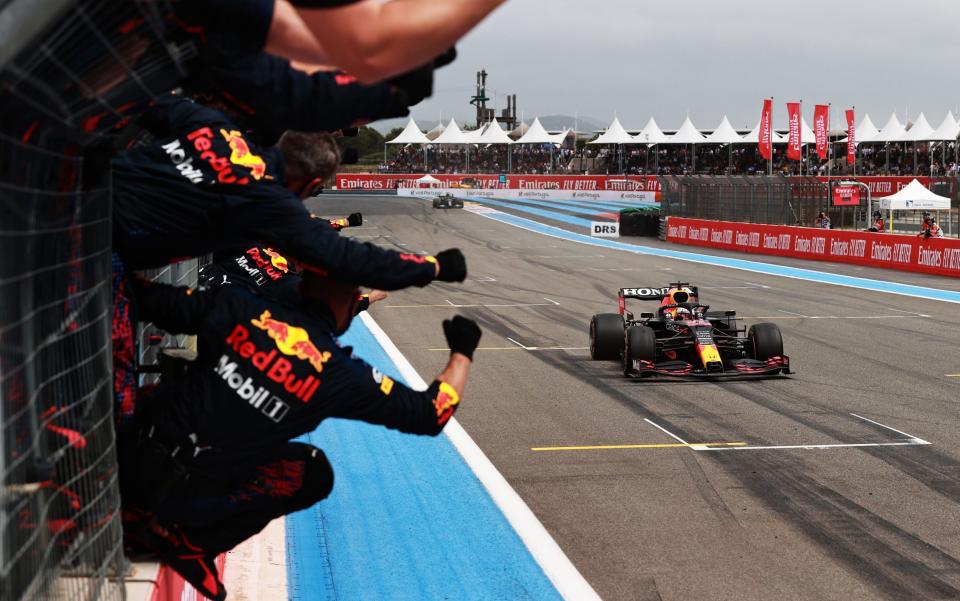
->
433;193;464;209
588;283;790;378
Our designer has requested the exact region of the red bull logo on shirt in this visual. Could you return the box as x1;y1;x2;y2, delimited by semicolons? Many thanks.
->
250;310;331;373
262;248;290;273
220;128;267;181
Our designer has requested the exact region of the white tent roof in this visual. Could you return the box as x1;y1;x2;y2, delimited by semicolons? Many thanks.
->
872;113;906;143
704;116;742;144
589;117;635;144
432;119;468;144
633;117;669;144
515;117;566;145
462;123;487;144
930;112;960;142
664;117;706;144
477;118;514;144
415;174;443;187
740;120;787;144
879;179;951;210
800;117;816;145
853;113;880;144
387;118;430;144
895;112;936;142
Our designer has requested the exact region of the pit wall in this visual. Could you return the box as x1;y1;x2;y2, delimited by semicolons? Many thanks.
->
665;217;960;278
396;187;657;203
337;173;930;197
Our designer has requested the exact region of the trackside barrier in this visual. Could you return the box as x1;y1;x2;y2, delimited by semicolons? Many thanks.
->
396;187;657;203
665;217;960;278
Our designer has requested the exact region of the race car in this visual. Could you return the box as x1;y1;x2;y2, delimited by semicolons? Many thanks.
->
588;283;790;378
433;193;464;209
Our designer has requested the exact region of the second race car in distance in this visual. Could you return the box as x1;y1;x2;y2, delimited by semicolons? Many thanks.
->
433;193;464;209
589;282;791;378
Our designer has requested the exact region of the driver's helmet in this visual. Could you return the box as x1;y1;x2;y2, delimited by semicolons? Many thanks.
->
661;286;696;318
673;307;692;320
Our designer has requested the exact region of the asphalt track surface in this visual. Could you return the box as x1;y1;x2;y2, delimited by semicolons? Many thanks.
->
309;193;960;601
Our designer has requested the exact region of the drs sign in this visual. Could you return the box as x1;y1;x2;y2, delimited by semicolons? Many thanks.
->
591;221;619;238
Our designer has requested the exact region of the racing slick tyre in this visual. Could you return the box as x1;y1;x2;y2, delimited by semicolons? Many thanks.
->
623;325;656;376
747;323;783;360
433;198;442;208
589;313;624;360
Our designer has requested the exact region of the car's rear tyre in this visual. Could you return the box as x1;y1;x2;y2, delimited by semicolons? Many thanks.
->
590;313;624;360
623;325;656;375
748;323;783;360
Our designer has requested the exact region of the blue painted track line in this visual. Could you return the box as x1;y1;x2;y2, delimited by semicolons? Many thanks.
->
472;207;960;304
468;196;649;219
286;319;563;601
465;197;594;227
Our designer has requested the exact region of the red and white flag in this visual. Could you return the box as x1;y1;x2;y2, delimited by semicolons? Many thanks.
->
759;99;772;160
846;108;856;165
813;104;830;160
786;102;802;160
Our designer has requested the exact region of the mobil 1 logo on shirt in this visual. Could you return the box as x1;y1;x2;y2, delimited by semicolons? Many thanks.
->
591;221;619;238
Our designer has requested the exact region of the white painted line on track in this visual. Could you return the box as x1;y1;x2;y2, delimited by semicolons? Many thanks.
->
506;337;534;350
887;308;932;317
778;309;810;318
644;418;691;445
357;312;602;601
700;441;930;451
850;413;931;444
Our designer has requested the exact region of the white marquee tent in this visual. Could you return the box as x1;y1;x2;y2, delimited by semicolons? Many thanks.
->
879;179;951;210
633;117;669;145
855;113;880;144
515;117;567;145
665;117;706;144
387;118;430;144
589;117;635;145
895;112;935;142
930;112;960;142
704;116;742;144
431;119;468;144
477;118;514;144
800;117;816;145
873;113;906;143
741;120;787;144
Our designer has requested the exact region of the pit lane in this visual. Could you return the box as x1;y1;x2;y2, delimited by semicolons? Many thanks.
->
310;193;960;601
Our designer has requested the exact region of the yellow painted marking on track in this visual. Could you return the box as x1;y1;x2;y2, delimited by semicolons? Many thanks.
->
946;374;960;378
531;442;747;452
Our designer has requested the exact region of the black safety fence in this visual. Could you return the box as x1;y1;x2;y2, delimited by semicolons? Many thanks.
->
1;1;192;599
659;174;960;235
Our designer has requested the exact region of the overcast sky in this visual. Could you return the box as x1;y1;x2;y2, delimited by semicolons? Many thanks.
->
403;0;960;132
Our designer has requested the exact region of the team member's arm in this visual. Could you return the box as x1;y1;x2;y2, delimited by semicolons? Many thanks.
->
127;277;218;334
325;316;481;434
240;194;466;289
269;0;503;82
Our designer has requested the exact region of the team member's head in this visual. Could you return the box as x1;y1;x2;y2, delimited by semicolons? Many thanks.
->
300;270;362;335
277;132;342;198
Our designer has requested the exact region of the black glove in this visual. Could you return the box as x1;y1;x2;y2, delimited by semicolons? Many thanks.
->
434;249;466;282
347;212;363;227
443;315;482;360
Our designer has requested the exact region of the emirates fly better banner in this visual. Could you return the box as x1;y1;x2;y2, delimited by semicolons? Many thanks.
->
759;99;773;160
814;105;830;160
666;217;960;278
786;102;802;161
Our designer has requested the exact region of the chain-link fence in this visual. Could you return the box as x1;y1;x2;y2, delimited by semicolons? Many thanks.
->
659;174;960;235
1;1;191;599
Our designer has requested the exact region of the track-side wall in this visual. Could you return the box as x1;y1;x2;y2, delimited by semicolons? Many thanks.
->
666;217;960;278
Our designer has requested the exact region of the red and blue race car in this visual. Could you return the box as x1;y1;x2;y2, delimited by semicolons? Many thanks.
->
589;282;791;378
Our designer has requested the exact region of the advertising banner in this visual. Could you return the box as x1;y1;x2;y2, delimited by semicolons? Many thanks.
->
832;185;861;206
665;217;960;277
786;102;802;160
396;187;657;203
846;108;856;165
759;99;773;160
814;105;830;159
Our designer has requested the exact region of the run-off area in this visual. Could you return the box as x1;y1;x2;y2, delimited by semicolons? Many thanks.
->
316;193;960;601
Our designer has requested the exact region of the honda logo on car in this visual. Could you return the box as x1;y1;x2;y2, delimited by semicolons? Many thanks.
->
591;222;619;237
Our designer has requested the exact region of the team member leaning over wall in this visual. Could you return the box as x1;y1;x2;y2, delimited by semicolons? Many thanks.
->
119;270;482;600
